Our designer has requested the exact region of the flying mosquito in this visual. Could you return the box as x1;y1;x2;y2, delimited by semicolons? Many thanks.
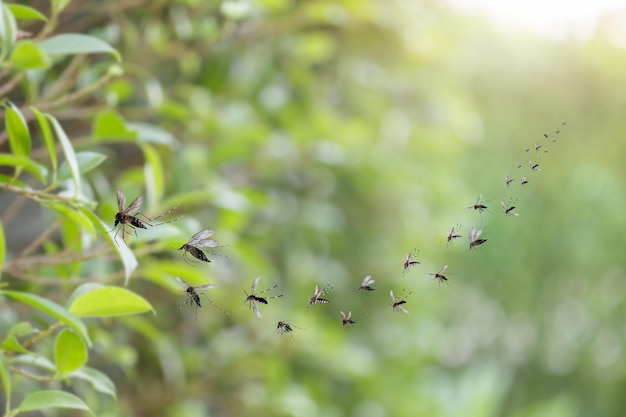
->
535;143;542;152
501;200;519;217
340;310;356;327
427;264;450;284
308;284;332;307
529;159;541;171
505;175;514;188
466;194;489;213
175;276;216;320
276;320;294;336
111;189;179;246
178;229;219;264
521;176;529;185
390;289;411;314
447;224;462;245
403;250;421;272
244;276;283;319
469;227;488;249
358;275;376;291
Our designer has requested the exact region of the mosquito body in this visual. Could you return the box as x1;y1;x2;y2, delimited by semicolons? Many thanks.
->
466;194;489;213
447;225;462;245
244;276;283;319
358;275;376;291
276;321;294;336
178;229;219;264
308;284;332;307
469;227;488;249
403;250;421;272
390;290;411;314
427;264;450;284
505;175;514;188
175;276;216;320
529;160;541;171
501;200;519;217
521;176;529;185
340;310;356;326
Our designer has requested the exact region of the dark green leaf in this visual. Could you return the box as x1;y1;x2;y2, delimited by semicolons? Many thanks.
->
0;153;48;183
7;4;47;21
9;40;50;69
71;367;116;397
5;104;31;157
39;33;120;62
30;106;57;177
141;144;164;202
57;151;106;182
69;286;154;317
1;291;91;346
16;390;92;415
0;4;17;57
47;114;80;192
47;203;96;236
91;110;137;141
54;329;88;376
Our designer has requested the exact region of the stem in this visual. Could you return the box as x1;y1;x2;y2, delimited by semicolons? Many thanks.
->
40;71;119;110
9;366;55;382
21;322;63;349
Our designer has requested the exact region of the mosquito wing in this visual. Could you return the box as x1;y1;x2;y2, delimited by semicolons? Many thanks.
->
340;311;347;320
439;264;448;274
314;285;322;297
397;305;409;314
389;290;396;303
251;276;260;294
501;201;507;211
125;194;144;215
345;310;352;320
187;229;214;245
476;194;483;205
252;300;262;319
175;276;190;288
361;275;374;287
195;283;216;290
116;189;126;212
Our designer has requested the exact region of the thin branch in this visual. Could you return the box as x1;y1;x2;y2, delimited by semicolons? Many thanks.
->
9;366;56;382
21;322;63;349
40;71;119;111
41;55;88;102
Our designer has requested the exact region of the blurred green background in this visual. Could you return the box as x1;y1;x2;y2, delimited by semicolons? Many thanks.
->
4;0;626;416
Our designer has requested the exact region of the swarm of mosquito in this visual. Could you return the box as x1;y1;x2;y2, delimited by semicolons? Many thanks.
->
244;276;283;319
358;275;376;291
179;229;220;264
390;289;411;314
111;189;180;246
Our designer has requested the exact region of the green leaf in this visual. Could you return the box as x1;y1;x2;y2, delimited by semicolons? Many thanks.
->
6;321;38;338
57;151;106;182
71;367;116;397
1;291;91;346
69;286;154;317
7;4;47;21
141;144;164;204
30;106;57;177
54;329;87;376
127;122;177;146
9;40;50;69
39;33;120;62
0;4;17;58
47;203;95;237
1;322;36;353
47;114;80;192
66;283;103;309
91;110;137;141
16;390;92;415
0;351;11;413
78;208;137;283
5;104;31;157
0;153;48;183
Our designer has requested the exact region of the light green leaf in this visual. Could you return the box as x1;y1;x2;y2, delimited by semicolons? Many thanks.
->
0;351;11;413
12;353;55;371
141;144;164;204
30;106;57;177
66;283;103;309
6;321;38;338
16;390;92;415
0;153;48;184
1;291;91;346
69;286;154;317
39;33;120;62
0;4;17;58
57;151;107;182
47;114;80;192
9;40;50;69
78;208;137;284
47;203;95;237
1;321;36;353
71;367;116;397
5;104;31;157
54;329;87;376
91;110;137;141
128;122;177;146
7;4;47;21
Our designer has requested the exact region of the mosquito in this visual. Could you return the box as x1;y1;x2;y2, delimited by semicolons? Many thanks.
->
308;284;332;307
111;189;180;246
390;289;411;314
466;194;489;213
534;143;542;152
340;310;356;327
403;249;421;272
521;176;529;185
505;175;514;188
501;200;519;217
447;224;462;245
517;163;523;169
179;229;219;264
276;320;294;336
175;276;216;320
244;276;283;319
525;147;530;153
358;275;376;291
469;227;488;249
529;160;541;171
543;133;549;139
427;264;450;284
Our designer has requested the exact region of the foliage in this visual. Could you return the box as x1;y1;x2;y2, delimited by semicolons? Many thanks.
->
1;1;625;417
